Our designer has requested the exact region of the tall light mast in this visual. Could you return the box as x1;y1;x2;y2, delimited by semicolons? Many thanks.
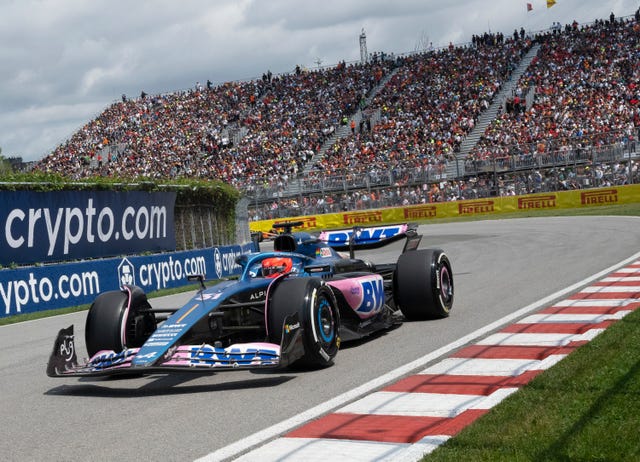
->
359;28;368;64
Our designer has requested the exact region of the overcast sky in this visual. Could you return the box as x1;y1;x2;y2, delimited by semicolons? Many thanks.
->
1;0;637;162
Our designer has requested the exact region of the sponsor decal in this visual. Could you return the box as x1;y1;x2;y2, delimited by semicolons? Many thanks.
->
118;258;136;287
328;275;384;316
189;345;278;366
213;246;243;279
140;321;190;350
315;247;333;258
360;277;384;313
342;211;383;225
518;195;557;209
214;248;223;279
89;349;135;368
581;189;618;205
404;205;437;219
199;291;224;300
459;200;494;215
284;322;300;334
59;334;75;362
249;290;266;300
321;225;406;246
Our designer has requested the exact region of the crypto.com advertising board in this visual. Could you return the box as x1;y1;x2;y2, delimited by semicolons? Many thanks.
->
0;190;176;265
0;243;253;317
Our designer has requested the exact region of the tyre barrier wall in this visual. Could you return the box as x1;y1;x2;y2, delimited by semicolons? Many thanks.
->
0;243;254;318
249;184;640;233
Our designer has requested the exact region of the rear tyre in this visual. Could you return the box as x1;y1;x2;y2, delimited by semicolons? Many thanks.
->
394;249;454;320
268;278;340;368
85;286;155;357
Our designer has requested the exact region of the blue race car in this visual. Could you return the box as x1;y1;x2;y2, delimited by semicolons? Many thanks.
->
47;222;453;377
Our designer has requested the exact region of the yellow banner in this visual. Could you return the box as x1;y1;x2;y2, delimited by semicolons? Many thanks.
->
249;185;640;233
547;0;556;8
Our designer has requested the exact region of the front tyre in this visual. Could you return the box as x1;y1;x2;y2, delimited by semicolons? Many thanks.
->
85;285;155;357
268;278;340;368
394;249;454;320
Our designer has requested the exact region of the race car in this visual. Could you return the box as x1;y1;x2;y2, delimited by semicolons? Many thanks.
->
46;222;453;377
252;227;278;242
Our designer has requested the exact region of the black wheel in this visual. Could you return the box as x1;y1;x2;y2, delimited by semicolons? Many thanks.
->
268;278;340;368
394;249;454;320
85;285;155;357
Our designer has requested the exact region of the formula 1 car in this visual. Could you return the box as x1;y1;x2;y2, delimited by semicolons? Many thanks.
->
47;222;453;377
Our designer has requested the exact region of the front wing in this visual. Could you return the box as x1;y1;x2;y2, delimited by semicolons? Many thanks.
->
47;316;304;378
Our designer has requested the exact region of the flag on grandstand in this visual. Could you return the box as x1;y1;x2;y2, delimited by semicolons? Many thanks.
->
527;3;532;12
547;0;556;8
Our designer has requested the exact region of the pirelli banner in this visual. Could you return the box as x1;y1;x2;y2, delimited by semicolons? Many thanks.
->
249;184;640;232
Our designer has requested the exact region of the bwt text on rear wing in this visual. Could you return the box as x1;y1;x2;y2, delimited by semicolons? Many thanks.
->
319;223;421;257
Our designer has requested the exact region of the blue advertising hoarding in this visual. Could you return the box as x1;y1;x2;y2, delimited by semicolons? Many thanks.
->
0;243;253;318
0;190;176;265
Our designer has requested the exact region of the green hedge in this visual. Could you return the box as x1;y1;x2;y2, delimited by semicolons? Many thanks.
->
0;171;238;211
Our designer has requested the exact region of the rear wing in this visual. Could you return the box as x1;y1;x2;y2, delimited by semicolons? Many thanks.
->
319;223;422;258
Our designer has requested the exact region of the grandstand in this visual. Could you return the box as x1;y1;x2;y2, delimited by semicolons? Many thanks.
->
33;12;639;220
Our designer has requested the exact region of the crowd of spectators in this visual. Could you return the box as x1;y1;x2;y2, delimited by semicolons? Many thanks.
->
35;61;393;188
466;16;640;172
306;34;532;185
34;27;532;191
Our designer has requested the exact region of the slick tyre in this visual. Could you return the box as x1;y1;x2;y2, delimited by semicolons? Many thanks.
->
394;249;454;320
85;285;155;357
269;278;340;368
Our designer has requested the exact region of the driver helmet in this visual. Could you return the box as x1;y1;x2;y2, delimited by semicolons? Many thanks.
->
261;257;293;278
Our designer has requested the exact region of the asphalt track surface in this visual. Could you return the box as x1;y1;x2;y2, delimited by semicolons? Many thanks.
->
1;216;639;462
